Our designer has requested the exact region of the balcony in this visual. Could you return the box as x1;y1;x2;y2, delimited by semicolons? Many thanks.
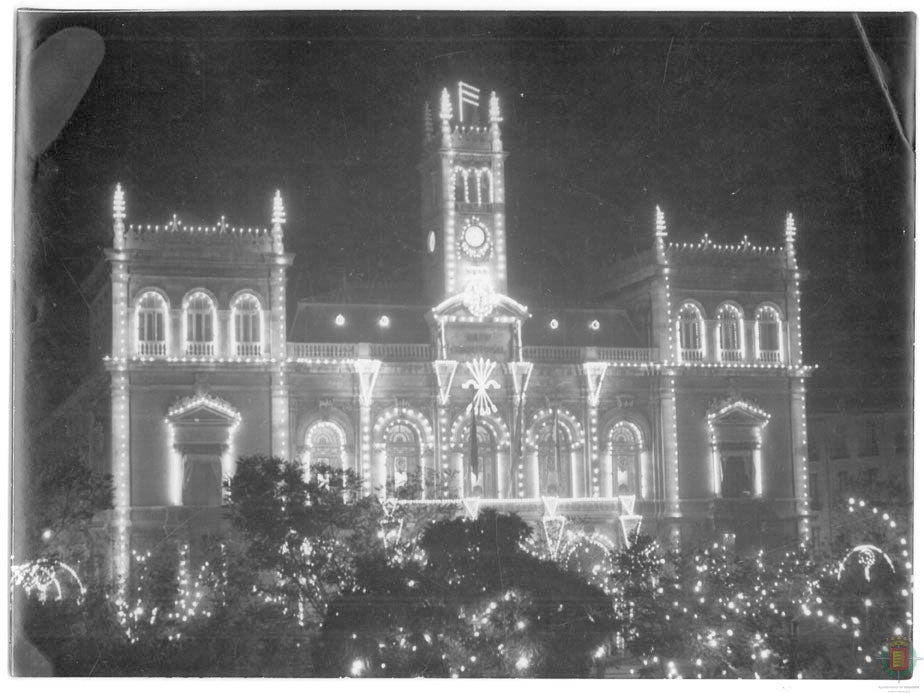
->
185;341;214;357
236;342;262;357
137;340;166;357
522;346;659;364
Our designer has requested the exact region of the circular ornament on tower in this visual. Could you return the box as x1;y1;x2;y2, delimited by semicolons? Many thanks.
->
458;222;492;261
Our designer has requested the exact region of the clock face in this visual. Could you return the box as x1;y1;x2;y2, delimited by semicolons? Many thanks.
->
463;224;486;249
458;222;492;261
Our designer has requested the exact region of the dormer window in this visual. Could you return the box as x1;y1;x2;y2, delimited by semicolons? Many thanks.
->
232;293;262;357
135;291;168;356
184;292;215;356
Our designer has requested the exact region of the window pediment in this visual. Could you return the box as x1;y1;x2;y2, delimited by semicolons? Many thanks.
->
167;394;241;428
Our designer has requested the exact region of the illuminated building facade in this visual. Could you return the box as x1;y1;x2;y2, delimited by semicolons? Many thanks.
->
65;85;814;572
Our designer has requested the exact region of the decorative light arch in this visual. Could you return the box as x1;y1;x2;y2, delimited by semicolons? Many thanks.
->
230;290;264;357
755;303;784;363
133;288;170;357
448;409;511;451
373;407;435;451
676;301;706;362
560;531;616;563
303;420;347;469
607;420;646;498
524;407;584;451
182;289;218;356
715;302;745;362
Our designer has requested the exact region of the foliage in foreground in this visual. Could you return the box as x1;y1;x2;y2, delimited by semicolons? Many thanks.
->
314;510;617;677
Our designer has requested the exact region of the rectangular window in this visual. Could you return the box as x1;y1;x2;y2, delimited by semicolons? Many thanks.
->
720;453;754;498
720;320;739;351
759;321;778;351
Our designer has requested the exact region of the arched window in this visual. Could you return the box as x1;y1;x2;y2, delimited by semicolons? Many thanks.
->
717;304;743;362
135;291;168;356
610;422;641;496
537;417;571;497
678;303;704;361
232;293;262;357
184;292;215;356
386;423;421;499
305;422;345;469
464;422;497;498
756;305;782;362
454;168;469;204
477;169;493;205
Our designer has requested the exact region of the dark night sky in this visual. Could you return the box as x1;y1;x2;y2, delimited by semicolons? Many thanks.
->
19;12;914;417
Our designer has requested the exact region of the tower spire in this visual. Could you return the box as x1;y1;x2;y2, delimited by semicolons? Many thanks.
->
489;91;503;151
271;190;286;254
439;87;453;148
113;183;126;250
784;212;797;268
654;205;667;264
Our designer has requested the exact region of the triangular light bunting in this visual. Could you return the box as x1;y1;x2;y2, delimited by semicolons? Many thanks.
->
618;494;636;515
434;360;458;406
541;495;559;518
508;361;534;398
354;359;382;407
583;362;608;407
618;515;643;546
542;516;567;559
462;497;480;520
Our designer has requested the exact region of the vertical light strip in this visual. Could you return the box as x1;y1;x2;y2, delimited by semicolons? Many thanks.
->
360;405;372;495
439;405;450;498
589;402;600;497
111;370;130;591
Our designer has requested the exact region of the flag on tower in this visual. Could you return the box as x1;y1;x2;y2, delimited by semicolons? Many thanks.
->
458;82;481;122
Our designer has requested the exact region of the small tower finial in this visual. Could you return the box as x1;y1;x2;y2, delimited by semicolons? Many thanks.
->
784;212;797;267
113;183;126;250
655;205;667;264
655;205;667;238
489;91;502;123
439;87;453;121
271;190;285;254
272;190;286;226
113;183;126;221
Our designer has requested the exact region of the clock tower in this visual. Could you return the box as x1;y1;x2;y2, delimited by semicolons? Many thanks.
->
421;84;510;314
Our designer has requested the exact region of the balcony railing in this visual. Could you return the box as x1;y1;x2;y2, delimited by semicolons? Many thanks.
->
370;343;435;361
520;346;659;363
758;350;781;363
288;342;356;359
236;342;262;357
185;341;214;357
137;340;166;357
720;349;743;362
680;348;704;362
